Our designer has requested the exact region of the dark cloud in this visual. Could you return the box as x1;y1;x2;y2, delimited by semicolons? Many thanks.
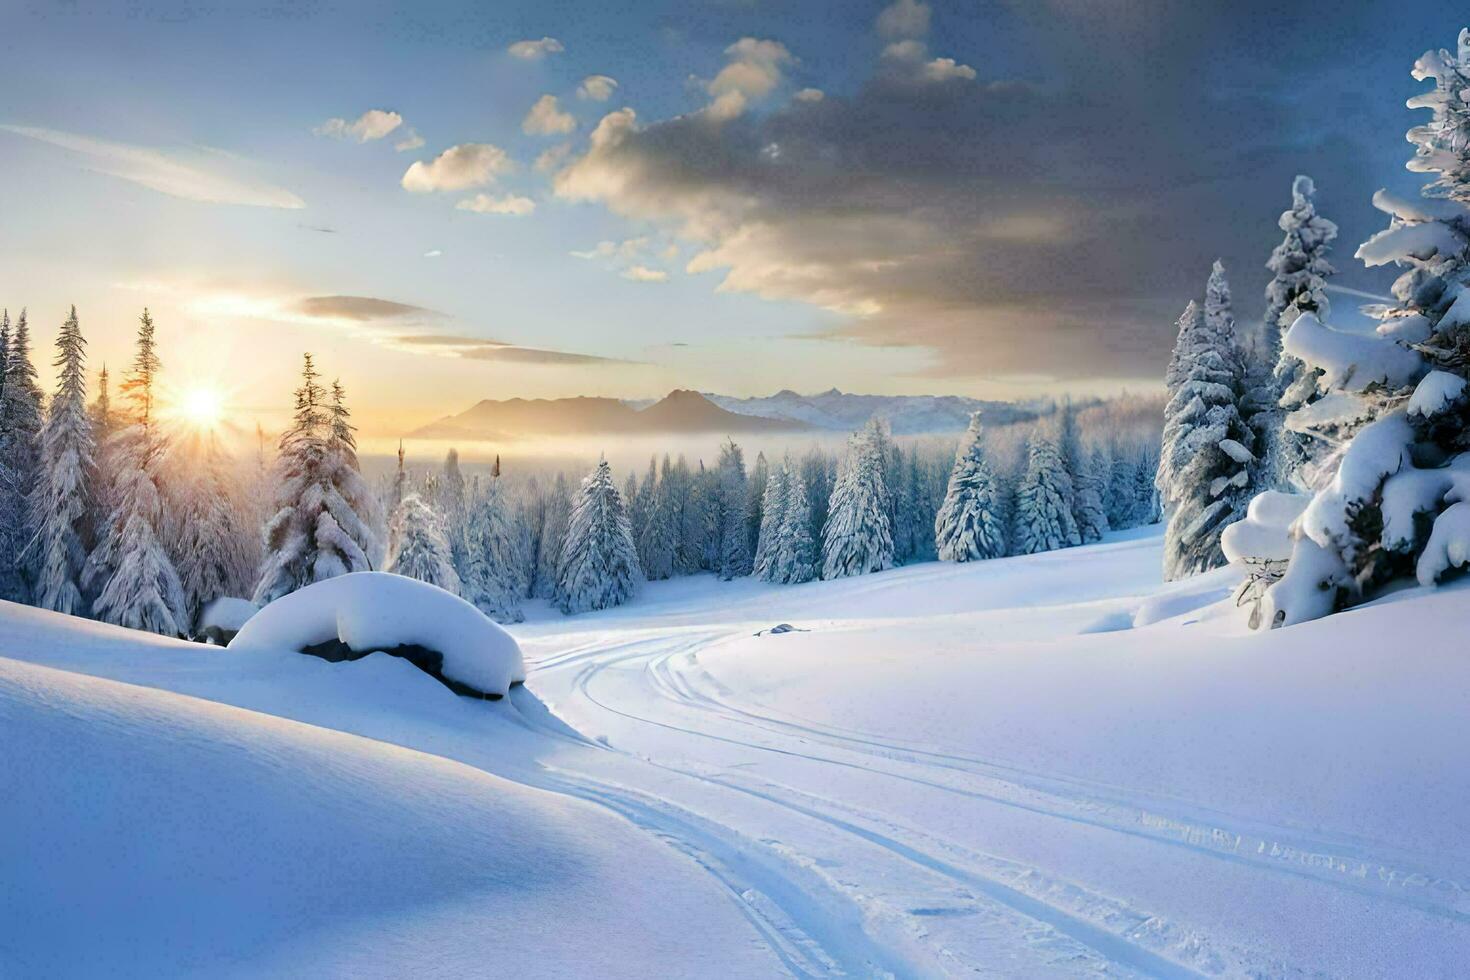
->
554;2;1458;382
294;295;438;321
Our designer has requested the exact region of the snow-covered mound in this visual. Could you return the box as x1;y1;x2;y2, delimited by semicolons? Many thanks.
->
0;654;778;978
230;572;525;698
198;596;257;643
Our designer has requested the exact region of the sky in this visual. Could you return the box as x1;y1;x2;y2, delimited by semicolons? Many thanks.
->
0;0;1466;436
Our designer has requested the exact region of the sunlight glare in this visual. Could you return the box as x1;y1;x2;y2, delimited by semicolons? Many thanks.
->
179;386;226;430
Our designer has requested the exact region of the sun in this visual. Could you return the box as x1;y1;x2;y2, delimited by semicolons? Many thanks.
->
178;386;226;430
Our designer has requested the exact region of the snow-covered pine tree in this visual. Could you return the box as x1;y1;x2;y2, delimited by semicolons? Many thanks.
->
1011;433;1082;555
439;447;469;569
533;471;570;597
624;469;645;549
1055;400;1092;540
554;458;641;613
0;308;44;601
169;431;255;633
385;491;461;595
1106;443;1138;529
1156;276;1256;580
800;448;832;550
1263;28;1470;627
1071;439;1110;543
458;475;524;621
86;309;186;635
252;356;374;604
323;379;383;567
0;310;9;413
746;451;769;559
751;460;789;580
1259;175;1339;490
1133;445;1163;526
821;420;895;578
715;438;751;579
636;455;677;581
23;306;95;615
934;412;1007;561
770;464;817;584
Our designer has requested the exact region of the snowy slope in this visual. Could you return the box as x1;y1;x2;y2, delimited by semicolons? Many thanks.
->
0;618;788;977
5;529;1469;977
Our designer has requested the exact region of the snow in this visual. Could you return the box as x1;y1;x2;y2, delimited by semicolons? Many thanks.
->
1356;220;1468;267
1408;369;1468;417
230;571;525;697
1220;489;1308;563
1281;312;1425;392
1369;186;1470;223
6;526;1470;976
200;595;257;633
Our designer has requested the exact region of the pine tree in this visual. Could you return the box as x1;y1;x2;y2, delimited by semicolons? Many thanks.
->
1264;29;1470;626
1262;175;1339;490
715;438;751;579
554;458;641;613
439;447;469;568
801;447;833;548
458;475;523;621
934;412;1007;561
323;379;383;567
253;356;374;604
1071;441;1110;543
386;491;461;594
86;309;186;635
170;431;255;632
22;306;95;615
770;465;817;584
1157;276;1256;580
636;455;677;581
821;420;895;578
534;471;571;597
1012;434;1081;555
0;309;44;601
752;461;789;580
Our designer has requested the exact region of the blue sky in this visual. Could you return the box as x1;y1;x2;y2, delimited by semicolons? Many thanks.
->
0;1;1465;434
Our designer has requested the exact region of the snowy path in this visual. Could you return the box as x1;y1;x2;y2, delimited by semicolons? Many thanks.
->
6;526;1469;976
512;529;1470;978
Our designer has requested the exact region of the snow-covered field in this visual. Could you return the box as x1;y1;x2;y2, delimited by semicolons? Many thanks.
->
4;526;1468;977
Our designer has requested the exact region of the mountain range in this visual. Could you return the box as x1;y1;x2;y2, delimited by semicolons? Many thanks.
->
410;389;805;441
411;388;1040;441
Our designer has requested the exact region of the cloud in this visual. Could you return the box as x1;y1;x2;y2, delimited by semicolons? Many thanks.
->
456;192;536;216
459;345;632;366
522;94;576;136
394;130;425;152
577;75;619;101
794;87;825;103
507;37;564;60
551;9;1388;382
0;125;304;209
881;39;975;82
570;237;648;260
314;109;403;142
535;142;574;173
293;295;436;321
424;249;443;258
394;333;507;347
876;0;931;40
622;265;668;282
401;143;511;192
704;38;795;120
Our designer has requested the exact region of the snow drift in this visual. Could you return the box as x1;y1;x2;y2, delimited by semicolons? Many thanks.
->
229;572;525;698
